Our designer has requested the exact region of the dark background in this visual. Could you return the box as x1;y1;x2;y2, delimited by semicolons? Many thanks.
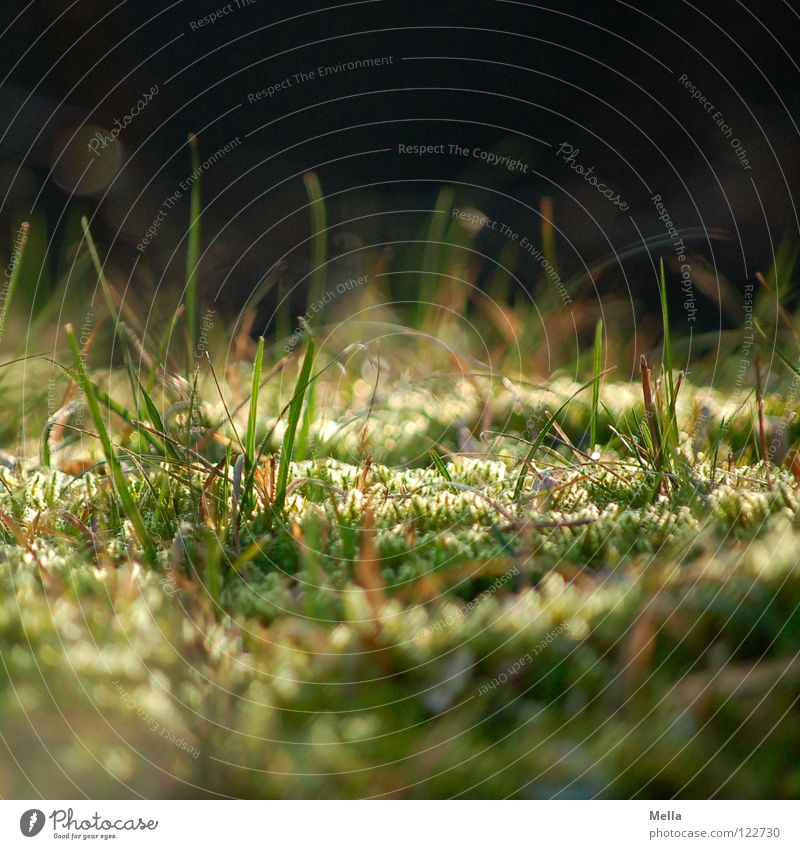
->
2;0;799;333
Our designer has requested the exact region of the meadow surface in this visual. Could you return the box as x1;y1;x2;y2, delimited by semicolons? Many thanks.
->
1;248;799;799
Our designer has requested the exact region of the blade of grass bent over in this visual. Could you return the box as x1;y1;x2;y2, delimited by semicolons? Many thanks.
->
513;368;612;500
430;450;453;482
41;358;166;466
65;324;158;566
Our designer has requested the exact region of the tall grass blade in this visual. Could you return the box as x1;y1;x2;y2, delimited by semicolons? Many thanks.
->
417;185;454;325
245;336;265;472
81;216;121;331
590;317;603;450
540;196;557;276
0;221;28;347
295;375;316;462
137;378;179;461
185;133;202;375
303;172;327;312
755;350;773;490
64;324;157;565
274;338;316;513
659;257;676;447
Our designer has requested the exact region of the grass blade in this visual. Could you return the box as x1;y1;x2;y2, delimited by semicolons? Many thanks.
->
43;358;167;463
137;378;180;461
430;450;452;481
540;196;557;277
417;185;454;325
185;133;202;375
659;257;676;447
755;350;773;490
245;335;265;472
590;317;603;450
303;172;327;312
64;324;157;565
274;338;316;513
0;221;28;347
513;368;612;500
295;376;316;462
640;354;665;473
81;216;121;330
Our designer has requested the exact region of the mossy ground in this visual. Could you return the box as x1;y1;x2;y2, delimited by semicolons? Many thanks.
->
2;362;799;798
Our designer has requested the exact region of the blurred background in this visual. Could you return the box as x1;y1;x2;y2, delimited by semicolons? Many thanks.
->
1;0;799;363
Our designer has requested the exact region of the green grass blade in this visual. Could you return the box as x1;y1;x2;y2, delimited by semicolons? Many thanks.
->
430;450;452;481
118;321;143;416
659;257;676;445
64;324;157;565
295;374;316;462
0;221;28;347
590;317;603;450
766;237;798;298
185;133;202;375
43;358;166;463
81;216;120;330
147;304;184;394
274;338;316;513
137;379;180;461
245;336;265;472
417;186;454;325
540;196;558;277
755;319;800;381
303;172;327;312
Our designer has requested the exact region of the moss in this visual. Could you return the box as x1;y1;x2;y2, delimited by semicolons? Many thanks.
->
0;374;798;798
